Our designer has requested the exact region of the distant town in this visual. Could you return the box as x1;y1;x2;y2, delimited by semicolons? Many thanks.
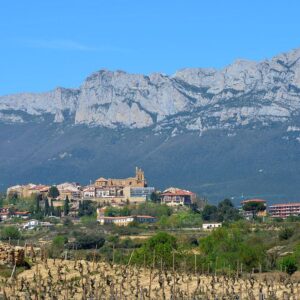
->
1;167;300;228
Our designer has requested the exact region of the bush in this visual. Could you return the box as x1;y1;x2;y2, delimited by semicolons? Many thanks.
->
278;227;294;240
1;226;21;240
132;232;177;267
48;235;68;258
278;256;298;275
72;233;105;249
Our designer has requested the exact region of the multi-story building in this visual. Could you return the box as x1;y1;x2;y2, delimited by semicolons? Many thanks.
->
161;187;196;206
57;182;82;200
123;186;155;203
269;203;300;218
6;184;49;199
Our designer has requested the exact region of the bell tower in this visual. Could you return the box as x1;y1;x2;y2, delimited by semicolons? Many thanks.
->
135;167;145;186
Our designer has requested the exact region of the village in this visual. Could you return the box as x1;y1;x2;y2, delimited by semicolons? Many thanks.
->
1;167;300;230
1;169;300;299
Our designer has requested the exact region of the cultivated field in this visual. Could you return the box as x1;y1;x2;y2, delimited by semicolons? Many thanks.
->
0;259;299;299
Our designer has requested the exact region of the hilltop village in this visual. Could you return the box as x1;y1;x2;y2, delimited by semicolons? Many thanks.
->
1;168;300;227
1;168;300;289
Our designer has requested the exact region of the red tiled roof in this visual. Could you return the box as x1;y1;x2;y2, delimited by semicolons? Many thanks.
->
161;190;194;196
136;215;156;219
270;203;300;207
241;199;266;204
96;177;108;182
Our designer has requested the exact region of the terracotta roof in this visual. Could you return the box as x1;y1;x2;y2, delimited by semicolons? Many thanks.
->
270;203;300;207
136;215;156;219
96;177;108;182
161;190;194;196
241;199;267;204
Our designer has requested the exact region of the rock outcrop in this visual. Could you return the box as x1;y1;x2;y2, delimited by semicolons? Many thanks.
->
1;48;300;132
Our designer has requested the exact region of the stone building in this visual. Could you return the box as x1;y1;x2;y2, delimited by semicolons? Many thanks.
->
95;167;146;188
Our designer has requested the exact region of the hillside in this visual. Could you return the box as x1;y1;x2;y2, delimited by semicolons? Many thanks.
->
1;48;300;203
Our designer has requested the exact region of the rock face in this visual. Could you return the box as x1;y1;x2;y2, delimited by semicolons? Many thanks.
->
1;48;300;203
1;48;300;132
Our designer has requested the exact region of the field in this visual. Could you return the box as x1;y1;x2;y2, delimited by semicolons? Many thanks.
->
0;258;300;299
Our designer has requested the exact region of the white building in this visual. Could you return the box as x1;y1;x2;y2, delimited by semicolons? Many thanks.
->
202;223;222;230
23;220;39;230
82;186;95;198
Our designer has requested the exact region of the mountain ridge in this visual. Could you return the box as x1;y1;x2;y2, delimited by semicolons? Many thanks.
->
1;48;300;203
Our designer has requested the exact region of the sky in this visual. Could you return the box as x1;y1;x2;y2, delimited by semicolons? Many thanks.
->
1;0;300;95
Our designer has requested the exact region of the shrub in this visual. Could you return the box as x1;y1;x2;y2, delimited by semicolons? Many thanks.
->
278;227;294;240
278;256;298;275
1;226;21;240
73;233;105;249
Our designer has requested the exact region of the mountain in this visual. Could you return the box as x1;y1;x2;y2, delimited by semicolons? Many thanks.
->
1;48;300;204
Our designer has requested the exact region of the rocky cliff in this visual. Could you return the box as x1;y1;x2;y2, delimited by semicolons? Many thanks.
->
1;48;300;134
1;48;300;203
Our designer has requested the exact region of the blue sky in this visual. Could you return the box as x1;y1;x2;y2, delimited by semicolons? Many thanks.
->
1;0;300;95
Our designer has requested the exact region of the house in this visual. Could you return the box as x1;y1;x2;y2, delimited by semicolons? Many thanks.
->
161;188;196;206
269;203;300;218
82;186;95;198
6;184;49;199
57;182;82;200
23;220;39;230
0;207;11;221
202;223;222;230
123;186;155;203
14;211;30;219
96;207;156;226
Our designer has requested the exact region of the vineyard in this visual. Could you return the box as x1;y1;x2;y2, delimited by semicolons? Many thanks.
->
0;256;300;299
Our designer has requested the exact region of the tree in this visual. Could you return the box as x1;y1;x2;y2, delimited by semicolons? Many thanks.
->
243;201;266;218
50;199;55;216
1;226;21;240
35;194;41;213
44;197;50;216
278;256;298;275
133;232;177;267
48;186;60;199
202;205;219;221
150;192;160;203
217;199;241;222
64;196;70;216
78;200;96;217
72;233;105;249
49;235;68;258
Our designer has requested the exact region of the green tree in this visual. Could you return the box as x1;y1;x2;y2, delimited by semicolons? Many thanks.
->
44;197;50;216
242;201;266;218
133;232;177;267
1;226;21;240
64;196;70;216
217;199;241;222
278;255;298;275
202;205;219;221
35;194;41;213
78;200;96;217
150;192;160;203
73;233;105;249
48;186;60;199
49;235;68;258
